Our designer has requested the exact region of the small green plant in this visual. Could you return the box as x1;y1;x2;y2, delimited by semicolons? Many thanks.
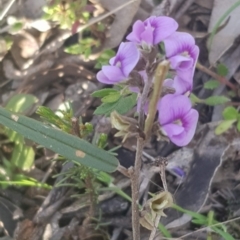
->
215;106;240;135
65;37;100;59
172;204;234;240
43;0;89;29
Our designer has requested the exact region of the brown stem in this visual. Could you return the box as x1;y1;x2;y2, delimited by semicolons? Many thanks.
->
131;137;144;240
196;62;237;93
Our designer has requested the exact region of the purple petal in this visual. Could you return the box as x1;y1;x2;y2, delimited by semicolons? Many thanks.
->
170;109;198;146
169;55;193;70
126;20;145;43
173;75;192;95
101;65;125;82
146;16;178;44
161;123;184;137
118;42;140;76
96;70;112;84
139;24;154;45
157;94;192;125
164;32;196;58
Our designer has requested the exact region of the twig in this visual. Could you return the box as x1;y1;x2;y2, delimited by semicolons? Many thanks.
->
131;137;144;240
158;158;168;192
149;215;161;240
174;0;194;20
117;165;130;178
196;62;237;93
144;61;170;139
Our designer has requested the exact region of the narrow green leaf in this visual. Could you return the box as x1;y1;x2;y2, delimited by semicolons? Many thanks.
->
208;0;240;49
237;120;240;132
92;88;118;98
0;107;119;172
222;106;238;120
215;120;236;135
172;204;207;221
158;223;172;238
212;227;235;240
217;63;228;77
204;96;230;106
204;80;220;89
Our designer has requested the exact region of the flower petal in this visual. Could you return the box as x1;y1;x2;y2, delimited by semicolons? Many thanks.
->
169;55;193;70
161;123;184;138
119;42;140;76
139;24;154;45
147;16;178;44
101;65;125;83
126;20;145;43
157;94;192;125
170;109;198;146
164;32;196;58
173;75;192;95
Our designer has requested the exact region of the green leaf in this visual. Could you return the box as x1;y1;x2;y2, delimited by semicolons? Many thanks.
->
0;107;119;172
158;223;172;238
212;226;235;240
204;80;220;89
92;88;118;98
172;204;207;221
5;94;38;114
204;96;230;106
237;120;240;132
215;120;236;135
217;63;228;76
101;92;120;103
222;106;238;120
5;94;38;143
94;93;137;116
208;0;240;49
10;144;34;171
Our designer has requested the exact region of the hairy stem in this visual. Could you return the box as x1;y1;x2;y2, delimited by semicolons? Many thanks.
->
144;61;170;139
131;137;144;240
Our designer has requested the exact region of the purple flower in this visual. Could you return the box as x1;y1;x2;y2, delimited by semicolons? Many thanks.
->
126;16;178;46
164;68;194;95
157;94;198;146
164;32;199;71
97;42;140;84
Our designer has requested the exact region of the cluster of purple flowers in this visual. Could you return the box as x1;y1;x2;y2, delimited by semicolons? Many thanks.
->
97;16;199;147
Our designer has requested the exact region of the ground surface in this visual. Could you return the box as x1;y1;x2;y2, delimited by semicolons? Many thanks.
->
1;0;240;239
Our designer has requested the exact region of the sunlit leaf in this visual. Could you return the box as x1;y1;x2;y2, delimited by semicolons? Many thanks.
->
215;120;236;135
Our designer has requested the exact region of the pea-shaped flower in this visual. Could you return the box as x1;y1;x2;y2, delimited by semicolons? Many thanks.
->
126;16;178;46
164;32;199;71
97;42;140;84
157;94;198;146
164;68;193;95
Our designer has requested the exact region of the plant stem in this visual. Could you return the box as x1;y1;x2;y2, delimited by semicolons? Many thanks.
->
149;215;161;240
196;62;237;93
144;61;170;139
131;137;144;240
